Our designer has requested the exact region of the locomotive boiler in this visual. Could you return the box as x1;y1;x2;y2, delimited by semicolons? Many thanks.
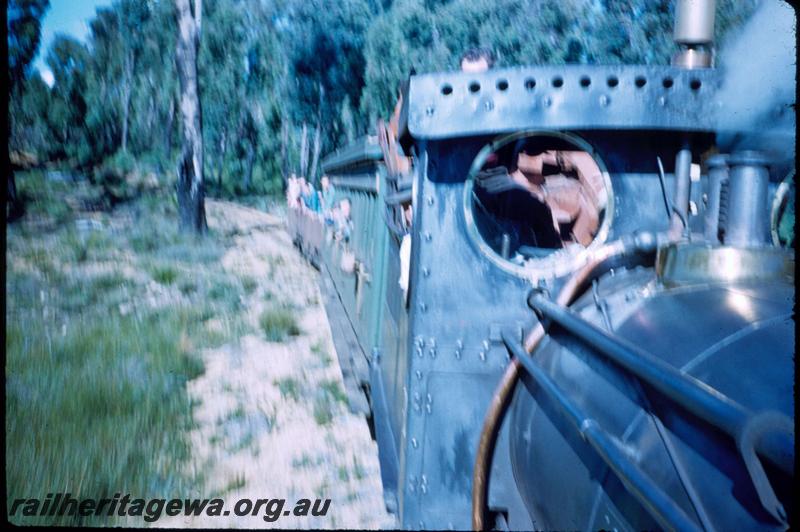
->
288;0;795;529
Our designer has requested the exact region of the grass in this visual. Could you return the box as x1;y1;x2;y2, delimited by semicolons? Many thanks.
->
57;272;133;312
178;278;198;295
240;275;258;295
222;404;247;424
312;379;348;427
352;454;365;480
319;379;348;405
229;431;256;454
207;278;242;312
6;175;257;525
64;229;116;263
312;395;334;426
259;306;301;342
292;453;316;469
151;264;180;285
15;171;82;226
6;306;204;526
274;377;302;402
211;473;247;498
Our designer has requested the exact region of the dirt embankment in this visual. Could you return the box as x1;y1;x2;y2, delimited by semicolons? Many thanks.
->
154;200;395;529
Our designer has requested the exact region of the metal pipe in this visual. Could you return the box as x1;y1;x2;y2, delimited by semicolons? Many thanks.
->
704;154;728;243
656;156;672;221
527;294;794;475
724;151;771;247
500;233;511;259
472;234;658;531
672;0;716;68
505;336;703;532
674;0;716;45
471;353;525;531
670;147;692;238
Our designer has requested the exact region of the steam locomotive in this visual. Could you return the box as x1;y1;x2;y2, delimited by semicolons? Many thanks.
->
288;0;795;529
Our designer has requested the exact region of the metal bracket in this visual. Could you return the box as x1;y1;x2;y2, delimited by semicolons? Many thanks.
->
736;411;793;526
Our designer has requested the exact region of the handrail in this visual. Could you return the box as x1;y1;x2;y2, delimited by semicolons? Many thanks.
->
320;135;382;173
330;174;378;193
527;293;795;477
384;188;412;206
503;333;703;532
471;236;653;531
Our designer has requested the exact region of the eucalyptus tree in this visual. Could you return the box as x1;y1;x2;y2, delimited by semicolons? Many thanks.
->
238;2;284;193
175;0;206;233
8;0;50;87
9;74;49;156
7;0;50;219
281;0;378;180
45;36;91;164
199;0;247;192
128;0;179;163
359;0;759;128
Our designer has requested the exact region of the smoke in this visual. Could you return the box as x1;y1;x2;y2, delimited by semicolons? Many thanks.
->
714;0;796;162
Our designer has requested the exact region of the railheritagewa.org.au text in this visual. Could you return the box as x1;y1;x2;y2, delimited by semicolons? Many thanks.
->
9;493;331;522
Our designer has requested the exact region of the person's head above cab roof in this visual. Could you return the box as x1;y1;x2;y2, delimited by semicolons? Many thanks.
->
460;47;494;73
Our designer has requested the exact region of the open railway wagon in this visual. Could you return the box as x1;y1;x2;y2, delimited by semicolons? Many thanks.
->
287;1;795;529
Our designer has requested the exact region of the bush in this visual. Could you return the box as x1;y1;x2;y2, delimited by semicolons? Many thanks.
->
240;275;258;295
16;171;74;224
259;307;301;342
94;151;159;204
94;153;133;204
274;377;301;402
151;265;180;285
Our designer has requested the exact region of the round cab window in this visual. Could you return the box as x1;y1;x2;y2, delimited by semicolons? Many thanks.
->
464;132;613;279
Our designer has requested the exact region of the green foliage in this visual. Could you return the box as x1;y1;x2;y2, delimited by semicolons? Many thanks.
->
319;379;348;405
312;395;335;426
9;73;50;154
151;265;180;285
240;275;258;295
91;150;166;205
274;377;301;402
9;0;760;206
207;278;242;312
6;281;204;525
359;0;749;121
312;378;348;426
4;184;279;524
259;306;301;342
15;170;73;224
7;0;50;87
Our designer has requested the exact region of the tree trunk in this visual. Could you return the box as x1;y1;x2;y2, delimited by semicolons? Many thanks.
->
175;0;206;234
308;123;321;185
299;122;308;178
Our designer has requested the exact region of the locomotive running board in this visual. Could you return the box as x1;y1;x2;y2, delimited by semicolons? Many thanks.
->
318;264;372;416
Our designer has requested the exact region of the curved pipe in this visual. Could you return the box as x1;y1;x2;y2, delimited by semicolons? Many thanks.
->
471;235;658;530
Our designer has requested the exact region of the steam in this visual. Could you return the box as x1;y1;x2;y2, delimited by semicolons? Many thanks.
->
714;0;796;160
